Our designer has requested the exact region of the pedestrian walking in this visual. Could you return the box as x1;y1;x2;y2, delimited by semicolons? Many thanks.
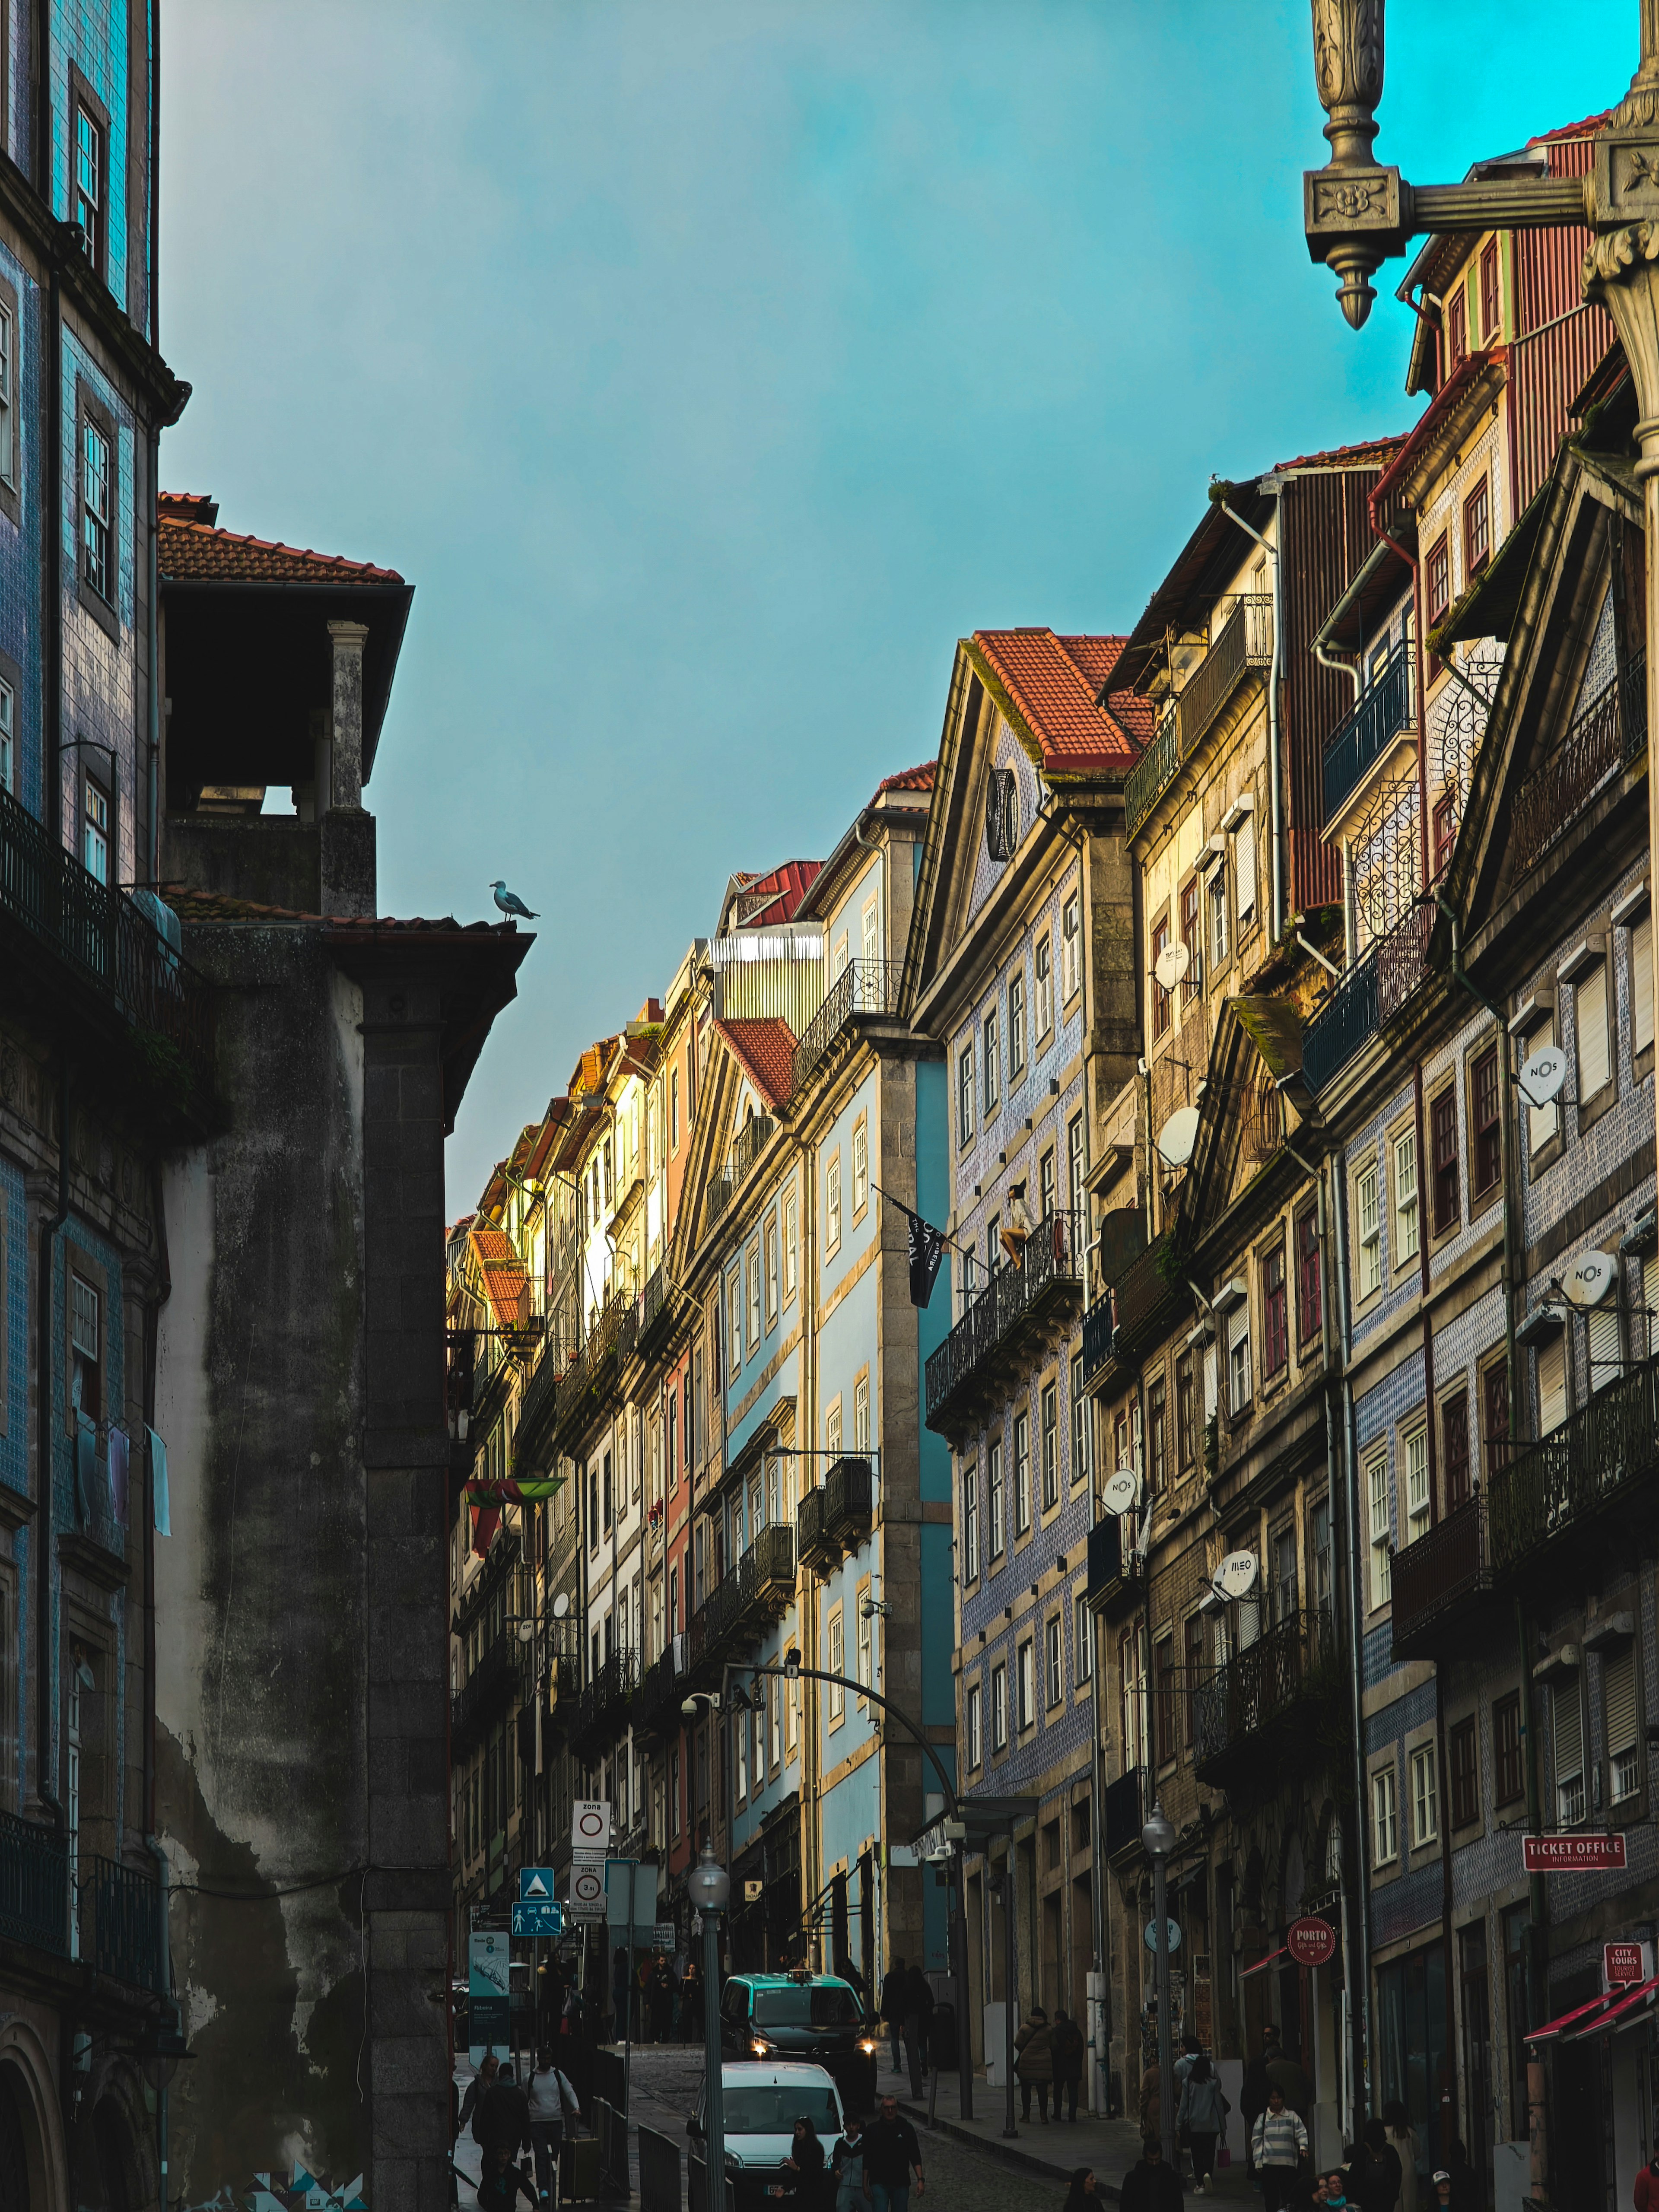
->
1438;2140;1478;2212
681;1955;705;2040
475;2146;538;2211
459;2053;500;2144
1063;2169;1100;2210
1264;2034;1311;2121
651;1953;674;2044
1050;2008;1085;2122
1120;2138;1183;2212
1138;2057;1163;2147
1250;2084;1309;2212
1014;2005;1054;2123
880;1958;909;2073
1176;2052;1228;2195
831;2115;868;2212
767;2116;827;2203
1364;2118;1402;2211
1343;2139;1395;2212
905;1963;934;2082
1381;2101;1418;2212
1240;2043;1271;2177
526;2047;578;2208
863;2092;926;2212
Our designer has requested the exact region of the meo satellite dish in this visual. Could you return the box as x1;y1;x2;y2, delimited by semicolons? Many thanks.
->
1154;940;1190;994
1518;1044;1567;1109
1156;1105;1201;1170
1212;1551;1259;1602
1101;1467;1142;1518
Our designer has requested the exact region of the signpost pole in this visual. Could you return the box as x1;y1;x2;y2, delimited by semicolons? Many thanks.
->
623;1860;636;2129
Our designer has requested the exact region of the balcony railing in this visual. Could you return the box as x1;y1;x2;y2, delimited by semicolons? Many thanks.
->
1513;655;1646;877
1081;1300;1114;1385
1322;642;1414;825
736;1523;796;1627
1102;1767;1145;1859
453;1633;518;1756
0;1808;68;1957
925;1211;1084;1434
1301;950;1379;1096
550;1293;637;1452
513;1342;560;1477
1390;1497;1489;1661
1192;1606;1336;1786
636;1265;673;1360
1488;1358;1659;1576
791;960;905;1100
79;1855;162;1990
0;785;213;1098
632;1639;687;1741
1125;596;1273;839
1101;1230;1189;1373
1087;1514;1126;1604
798;1457;873;1575
709;1116;777;1231
572;1648;638;1760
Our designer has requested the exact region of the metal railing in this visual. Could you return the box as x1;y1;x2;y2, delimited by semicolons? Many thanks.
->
1513;655;1646;876
572;1647;639;1757
1124;714;1182;842
1376;901;1433;1022
640;2125;683;2212
1322;641;1414;824
925;1211;1084;1430
1103;1767;1145;1859
1390;1496;1487;1657
1192;1606;1335;1772
1081;1299;1114;1382
79;1854;162;1989
796;1453;875;1575
1301;950;1379;1095
1104;1230;1188;1369
711;1117;776;1229
737;1523;795;1625
1125;596;1273;839
1087;1514;1125;1602
452;1633;518;1752
1488;1358;1659;1574
0;1808;68;1956
790;959;906;1099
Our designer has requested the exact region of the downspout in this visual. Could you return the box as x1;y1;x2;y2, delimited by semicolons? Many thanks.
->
36;1056;68;1841
1215;491;1284;945
143;1156;173;2202
1315;637;1364;701
146;0;161;882
1329;1144;1371;2125
45;254;61;849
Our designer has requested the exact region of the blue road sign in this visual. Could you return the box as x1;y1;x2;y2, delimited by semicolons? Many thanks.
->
513;1900;563;1938
520;1868;558;1903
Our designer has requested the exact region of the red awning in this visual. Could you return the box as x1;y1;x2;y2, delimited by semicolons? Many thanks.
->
1526;1990;1619;2046
1564;1974;1659;2043
1240;1945;1290;1982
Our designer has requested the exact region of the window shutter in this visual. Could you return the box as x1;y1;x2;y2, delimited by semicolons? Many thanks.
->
1528;1017;1560;1154
1588;1300;1621;1389
1646;1253;1659;1361
1635;914;1655;1056
1578;964;1610;1099
1235;821;1256;919
1605;1644;1638;1764
1554;1678;1583;1789
1538;1335;1567;1434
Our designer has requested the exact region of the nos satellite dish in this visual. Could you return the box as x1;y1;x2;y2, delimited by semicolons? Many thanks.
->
552;1592;571;1621
1156;1105;1201;1170
1212;1551;1259;1602
1101;1467;1142;1517
1154;940;1191;994
1518;1044;1567;1109
1563;1250;1618;1308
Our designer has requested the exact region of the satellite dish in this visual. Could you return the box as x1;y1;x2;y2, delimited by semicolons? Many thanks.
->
1154;940;1190;993
551;1592;571;1621
1156;1105;1201;1169
1212;1551;1259;1602
1563;1251;1618;1308
517;1620;536;1645
1101;1467;1142;1518
1518;1044;1567;1108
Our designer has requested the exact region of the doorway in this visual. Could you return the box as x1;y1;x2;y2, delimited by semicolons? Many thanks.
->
1458;1921;1492;2190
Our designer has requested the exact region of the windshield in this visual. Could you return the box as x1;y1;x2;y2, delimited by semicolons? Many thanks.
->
724;2085;842;2138
753;1987;863;2030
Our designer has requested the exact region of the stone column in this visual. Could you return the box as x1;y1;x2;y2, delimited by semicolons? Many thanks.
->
327;620;370;813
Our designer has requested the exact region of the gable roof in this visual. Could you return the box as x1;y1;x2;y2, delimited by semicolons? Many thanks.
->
721;862;823;935
968;629;1141;775
468;1226;528;1328
714;1017;797;1111
876;761;937;797
159;493;405;586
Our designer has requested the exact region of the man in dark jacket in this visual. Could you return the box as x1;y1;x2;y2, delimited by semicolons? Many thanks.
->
880;1959;909;2074
904;1964;934;2089
474;2066;531;2167
864;2092;925;2212
1120;2137;1184;2212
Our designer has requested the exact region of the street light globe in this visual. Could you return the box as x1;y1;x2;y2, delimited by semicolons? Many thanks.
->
1142;1802;1176;1859
687;1843;730;1914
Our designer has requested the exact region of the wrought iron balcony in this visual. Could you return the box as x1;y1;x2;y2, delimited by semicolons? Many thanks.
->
790;959;905;1100
571;1648;638;1762
549;1292;637;1454
1390;1497;1490;1662
1513;655;1646;878
512;1342;560;1478
452;1632;518;1758
1087;1514;1127;1606
1102;1767;1146;1860
1095;1230;1190;1379
79;1855;162;1990
797;1456;874;1577
1322;641;1414;826
0;1808;68;1958
1488;1358;1659;1578
736;1523;796;1628
708;1116;777;1231
635;1265;673;1360
632;1638;688;1742
1125;596;1272;839
1192;1606;1337;1789
1081;1300;1114;1386
925;1210;1085;1437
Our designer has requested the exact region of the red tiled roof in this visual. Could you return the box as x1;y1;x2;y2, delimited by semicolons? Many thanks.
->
158;884;516;934
159;494;404;587
875;761;937;797
1273;434;1411;473
468;1226;528;1328
715;1017;797;1111
728;861;823;931
971;630;1141;772
1528;111;1611;146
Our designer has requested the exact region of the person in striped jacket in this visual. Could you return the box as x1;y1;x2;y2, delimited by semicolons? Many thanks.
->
1250;2084;1310;2211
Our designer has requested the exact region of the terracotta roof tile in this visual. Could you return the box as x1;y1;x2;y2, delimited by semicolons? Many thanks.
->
715;1017;797;1111
468;1227;528;1328
159;495;404;587
875;761;937;797
1273;434;1411;473
1527;111;1611;146
971;629;1141;772
727;861;823;931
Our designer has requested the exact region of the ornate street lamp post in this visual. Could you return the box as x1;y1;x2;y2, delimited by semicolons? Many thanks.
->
689;1843;731;2212
1142;1800;1178;2174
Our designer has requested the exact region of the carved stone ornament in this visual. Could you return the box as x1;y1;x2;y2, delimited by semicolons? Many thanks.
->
1311;0;1385;165
1583;225;1659;470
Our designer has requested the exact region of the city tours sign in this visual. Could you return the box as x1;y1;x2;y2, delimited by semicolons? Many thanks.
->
1605;1941;1648;1986
1287;1915;1337;1969
1523;1832;1627;1873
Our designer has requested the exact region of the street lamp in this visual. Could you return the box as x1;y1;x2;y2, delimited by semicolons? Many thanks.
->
688;1843;731;2211
1141;1800;1177;2172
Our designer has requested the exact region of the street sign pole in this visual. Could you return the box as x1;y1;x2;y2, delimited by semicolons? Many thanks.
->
623;1859;637;2128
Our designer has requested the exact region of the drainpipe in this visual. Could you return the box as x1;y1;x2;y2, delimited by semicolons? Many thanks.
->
143;1154;173;2201
1216;490;1285;946
1328;1147;1371;2125
36;1057;68;1847
1315;636;1364;701
45;254;62;849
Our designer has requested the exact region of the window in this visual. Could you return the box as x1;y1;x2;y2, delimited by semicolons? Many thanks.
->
1494;1692;1524;1807
80;772;110;886
1039;1147;1056;1222
1208;861;1229;969
70;1275;100;1421
1045;1617;1063;1710
1628;909;1656;1060
1427;533;1451;628
1410;1742;1439;1848
846;1376;867;1458
1605;1643;1640;1802
852;1122;868;1216
1182;1613;1204;1745
1470;1047;1500;1195
1433;789;1458;880
1180;877;1201;1000
1262;1244;1288;1377
1040;1381;1058;1510
991;1663;1008;1751
824;1399;843;1460
766;1218;779;1324
1373;1764;1399;1866
1070;1354;1089;1487
1537;1332;1567;1435
1296;1208;1321;1344
1430;1087;1459;1237
1443;1392;1471;1511
966;1682;982;1768
1357;1161;1382;1297
1147;1378;1167;1494
826;1154;842;1253
82;415;112;607
957;1043;974;1147
1311;1497;1332;1611
1235;811;1257;920
1008;973;1026;1080
0;301;14;489
1017;1640;1034;1731
1367;1446;1392;1607
828;1612;845;1723
1449;1715;1478;1828
783;1193;798;1300
1480;238;1500;338
670;1067;680;1150
1151;919;1172;1039
1554;1676;1585;1825
856;1583;872;1697
963;1465;979;1581
728;1271;743;1372
831;932;849;980
1523;1016;1560;1154
1174;1356;1195;1471
1577;961;1610;1100
1446;287;1467;371
1228;1309;1251;1416
1405;1424;1430;1546
1393;1128;1419;1265
747;1246;762;1349
982;1008;1000;1114
1076;1595;1093;1685
1464;477;1491;577
1274;1526;1298;1621
988;1440;1005;1558
861;895;879;967
1068;1114;1085;1223
75;100;103;268
1062;894;1081;1001
1035;932;1054;1038
1013;1411;1031;1534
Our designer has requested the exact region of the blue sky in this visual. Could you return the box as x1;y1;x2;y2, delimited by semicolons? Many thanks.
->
162;0;1630;1210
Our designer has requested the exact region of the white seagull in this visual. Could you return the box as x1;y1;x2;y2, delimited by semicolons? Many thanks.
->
490;880;539;921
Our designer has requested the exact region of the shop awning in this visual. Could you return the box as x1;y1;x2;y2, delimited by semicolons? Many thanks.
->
1526;1990;1620;2045
1240;1945;1290;1981
1564;1974;1659;2042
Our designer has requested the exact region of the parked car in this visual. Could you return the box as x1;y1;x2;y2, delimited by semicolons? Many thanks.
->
690;2061;845;2209
719;1971;880;2113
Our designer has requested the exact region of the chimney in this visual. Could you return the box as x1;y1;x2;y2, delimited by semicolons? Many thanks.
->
320;618;376;918
327;620;371;810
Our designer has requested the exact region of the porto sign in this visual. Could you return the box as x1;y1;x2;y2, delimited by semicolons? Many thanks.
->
1287;1915;1337;1969
1523;1832;1627;1874
1143;1918;1182;1954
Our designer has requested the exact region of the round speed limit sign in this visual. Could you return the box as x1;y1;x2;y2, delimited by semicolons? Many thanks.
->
571;1866;605;1908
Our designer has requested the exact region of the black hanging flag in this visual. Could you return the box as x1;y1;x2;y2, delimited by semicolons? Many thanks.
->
906;1208;947;1309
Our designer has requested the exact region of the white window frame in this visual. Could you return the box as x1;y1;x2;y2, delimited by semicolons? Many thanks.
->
1045;1616;1062;1709
1035;933;1054;1038
1228;1313;1251;1416
0;301;14;490
966;1681;982;1768
983;1008;1000;1113
957;1043;975;1147
828;1611;845;1723
765;1217;779;1325
852;1120;868;1216
1373;1763;1399;1867
1410;1741;1438;1848
1367;1445;1392;1608
1524;1016;1560;1154
1008;970;1026;1079
783;1192;798;1300
1074;1592;1093;1684
825;1153;842;1255
853;1375;870;1456
1405;1423;1429;1546
1017;1640;1034;1732
1633;912;1655;1058
1392;1129;1419;1266
1014;1411;1031;1534
963;1465;979;1581
988;1439;1005;1557
0;677;12;796
1062;893;1081;1002
1357;1160;1382;1297
1554;1675;1585;1826
1577;961;1611;1102
991;1663;1008;1751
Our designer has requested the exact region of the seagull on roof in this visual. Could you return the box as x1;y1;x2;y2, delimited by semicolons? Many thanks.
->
490;880;539;920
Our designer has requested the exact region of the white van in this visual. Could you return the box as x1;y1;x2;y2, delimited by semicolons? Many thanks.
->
690;2060;845;2207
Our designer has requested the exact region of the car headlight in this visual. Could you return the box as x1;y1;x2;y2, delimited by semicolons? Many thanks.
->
751;2035;775;2055
858;2038;877;2054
